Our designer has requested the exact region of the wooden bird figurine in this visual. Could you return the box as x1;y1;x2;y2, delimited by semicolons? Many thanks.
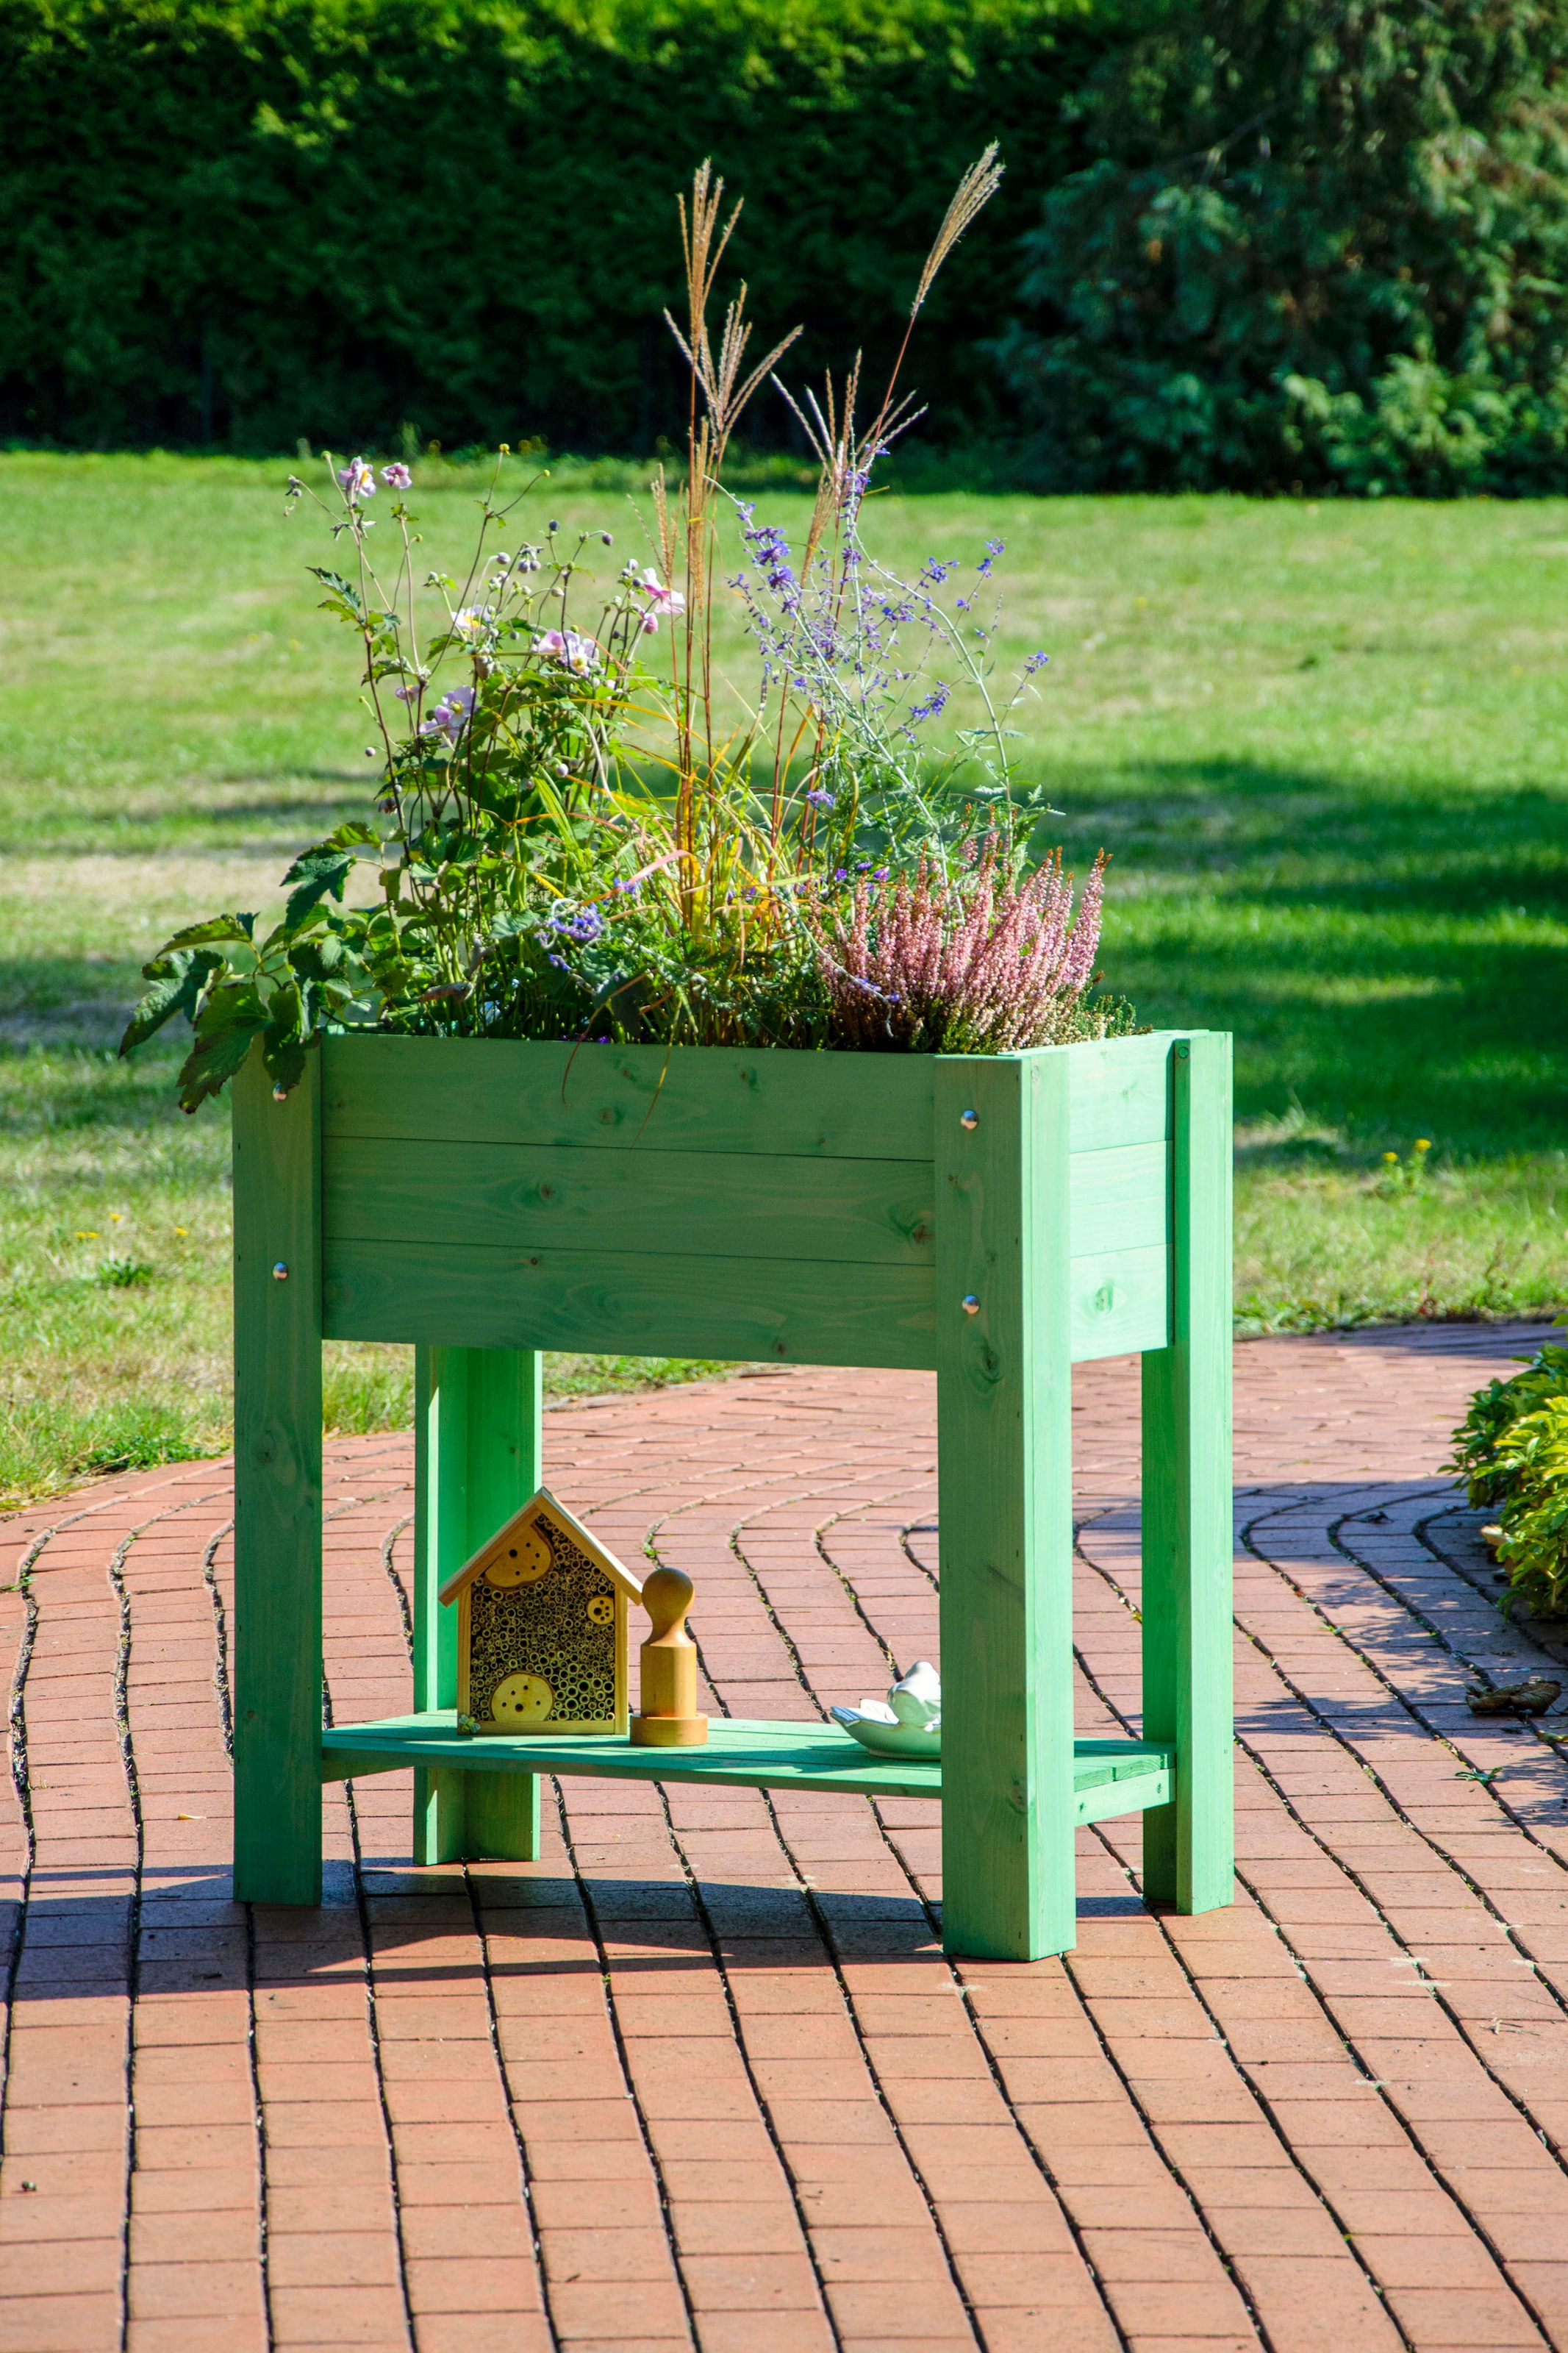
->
629;1567;708;1747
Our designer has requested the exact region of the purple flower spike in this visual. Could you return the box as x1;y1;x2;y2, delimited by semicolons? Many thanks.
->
805;788;835;810
1025;651;1050;674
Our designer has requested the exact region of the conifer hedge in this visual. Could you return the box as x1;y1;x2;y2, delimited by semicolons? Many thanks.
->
10;0;1568;489
996;0;1568;495
0;0;1109;452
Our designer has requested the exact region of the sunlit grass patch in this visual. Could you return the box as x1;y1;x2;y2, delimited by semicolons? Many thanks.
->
1;460;1566;1500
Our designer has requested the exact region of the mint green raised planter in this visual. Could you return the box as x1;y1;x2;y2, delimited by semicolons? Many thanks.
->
231;1028;1233;1960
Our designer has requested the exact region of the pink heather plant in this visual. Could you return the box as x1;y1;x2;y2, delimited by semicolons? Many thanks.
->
812;840;1115;1054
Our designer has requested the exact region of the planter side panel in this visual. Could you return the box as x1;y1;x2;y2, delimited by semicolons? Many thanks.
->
320;1034;1178;1368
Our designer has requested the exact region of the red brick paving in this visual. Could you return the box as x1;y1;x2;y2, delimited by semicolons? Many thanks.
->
3;1321;1568;2351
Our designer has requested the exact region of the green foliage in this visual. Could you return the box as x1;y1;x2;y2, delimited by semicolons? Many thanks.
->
0;0;1104;453
120;174;1119;1106
121;451;1110;1095
1493;1399;1568;1618
996;0;1568;493
1447;1342;1568;1505
1456;1344;1568;1623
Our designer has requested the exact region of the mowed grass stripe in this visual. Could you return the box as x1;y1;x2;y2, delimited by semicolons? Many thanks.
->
1;457;1564;1503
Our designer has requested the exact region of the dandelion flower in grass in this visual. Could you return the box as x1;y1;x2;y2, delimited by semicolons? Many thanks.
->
1383;1151;1399;1164
1417;1138;1432;1151
382;463;412;490
337;456;376;502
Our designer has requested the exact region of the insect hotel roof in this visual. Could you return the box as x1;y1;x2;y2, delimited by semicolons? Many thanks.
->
437;1485;645;1609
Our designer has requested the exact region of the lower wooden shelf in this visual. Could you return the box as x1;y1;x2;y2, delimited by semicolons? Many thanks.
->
321;1713;1174;1820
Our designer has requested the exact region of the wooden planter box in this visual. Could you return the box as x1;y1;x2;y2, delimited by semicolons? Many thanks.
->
233;1027;1232;1960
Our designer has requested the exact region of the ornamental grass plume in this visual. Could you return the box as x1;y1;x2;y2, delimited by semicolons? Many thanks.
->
812;837;1113;1054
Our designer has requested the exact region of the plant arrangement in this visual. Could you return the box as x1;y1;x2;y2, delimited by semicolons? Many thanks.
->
1448;1343;1568;1617
121;153;1130;1112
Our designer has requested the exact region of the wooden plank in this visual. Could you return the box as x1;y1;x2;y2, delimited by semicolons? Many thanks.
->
327;1235;1162;1367
323;1713;943;1801
326;1137;937;1267
1067;1142;1169;1261
1075;1768;1171;1827
1069;1243;1170;1362
1070;1738;1175;1791
936;1051;1076;1961
414;1347;544;1863
328;1134;1166;1279
232;1043;323;1907
323;1034;936;1161
322;1032;1177;1163
1065;1031;1180;1153
322;1715;1175;1817
324;1238;939;1370
1141;1032;1234;1915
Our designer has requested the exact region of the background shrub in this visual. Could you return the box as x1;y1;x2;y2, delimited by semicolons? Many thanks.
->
995;0;1568;494
7;0;1568;489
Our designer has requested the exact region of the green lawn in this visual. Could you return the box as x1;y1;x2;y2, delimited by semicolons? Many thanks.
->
3;451;1565;1507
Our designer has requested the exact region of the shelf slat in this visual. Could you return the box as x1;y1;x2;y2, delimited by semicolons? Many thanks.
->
320;1714;1174;1815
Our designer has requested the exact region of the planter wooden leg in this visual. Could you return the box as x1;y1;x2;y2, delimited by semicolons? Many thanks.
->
1141;1033;1234;1915
413;1344;543;1863
233;1046;324;1906
936;1055;1075;1960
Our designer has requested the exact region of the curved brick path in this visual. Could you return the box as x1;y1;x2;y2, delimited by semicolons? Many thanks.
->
4;1324;1568;2353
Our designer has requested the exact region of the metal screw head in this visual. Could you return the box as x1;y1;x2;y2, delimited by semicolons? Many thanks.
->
272;1084;289;1102
272;1262;290;1282
960;1107;979;1130
961;1294;981;1316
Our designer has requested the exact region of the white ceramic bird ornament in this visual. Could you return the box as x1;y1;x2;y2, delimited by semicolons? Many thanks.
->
831;1660;942;1757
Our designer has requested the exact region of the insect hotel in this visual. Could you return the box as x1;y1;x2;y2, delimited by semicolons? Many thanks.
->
232;1028;1232;1961
438;1488;642;1735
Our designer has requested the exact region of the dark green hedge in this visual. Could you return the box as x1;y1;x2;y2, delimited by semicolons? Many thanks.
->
995;0;1568;495
0;0;1114;452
